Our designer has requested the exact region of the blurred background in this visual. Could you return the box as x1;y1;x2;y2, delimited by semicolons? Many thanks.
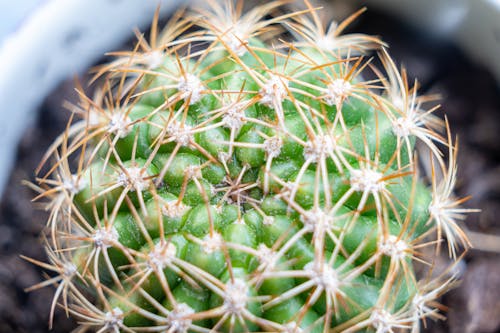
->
0;0;499;332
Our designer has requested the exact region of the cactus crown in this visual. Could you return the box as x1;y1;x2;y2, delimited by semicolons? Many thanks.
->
30;1;472;332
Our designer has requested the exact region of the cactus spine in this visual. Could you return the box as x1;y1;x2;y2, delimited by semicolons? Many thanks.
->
29;1;473;332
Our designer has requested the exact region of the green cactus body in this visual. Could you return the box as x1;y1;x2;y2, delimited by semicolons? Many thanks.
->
30;1;473;332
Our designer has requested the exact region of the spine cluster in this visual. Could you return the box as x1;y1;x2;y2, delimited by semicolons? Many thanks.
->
29;1;473;332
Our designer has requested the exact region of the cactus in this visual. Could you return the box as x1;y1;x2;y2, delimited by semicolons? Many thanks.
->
28;1;474;332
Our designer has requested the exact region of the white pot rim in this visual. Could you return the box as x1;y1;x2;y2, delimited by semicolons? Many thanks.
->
0;0;179;196
365;0;500;83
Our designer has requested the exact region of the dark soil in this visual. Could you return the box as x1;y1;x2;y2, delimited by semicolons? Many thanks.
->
0;7;498;333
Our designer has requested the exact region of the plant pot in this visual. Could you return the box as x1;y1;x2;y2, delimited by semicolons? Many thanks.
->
0;0;178;197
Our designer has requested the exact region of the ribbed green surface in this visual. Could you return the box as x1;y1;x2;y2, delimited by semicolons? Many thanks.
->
31;2;469;332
